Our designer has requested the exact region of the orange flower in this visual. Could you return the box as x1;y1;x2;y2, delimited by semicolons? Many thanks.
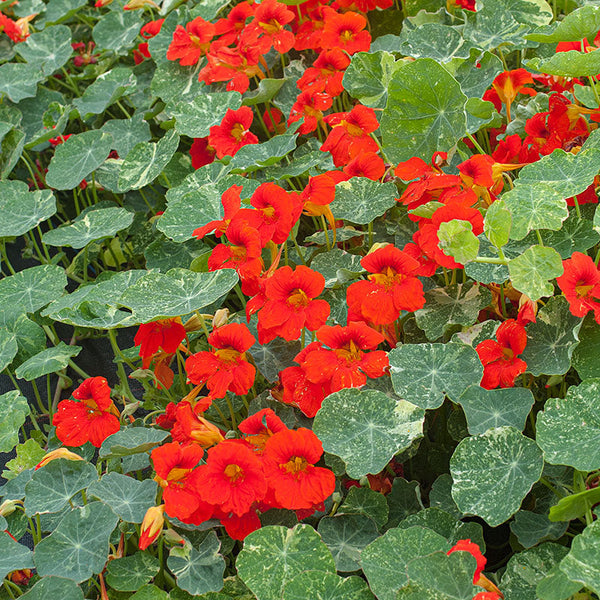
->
243;0;295;54
239;408;288;453
166;16;215;66
556;251;600;322
185;323;256;400
199;44;262;94
262;428;335;510
35;448;83;470
208;106;258;159
170;401;224;447
53;377;120;448
134;317;186;369
195;440;267;516
288;89;333;134
193;184;243;240
138;505;165;550
320;9;371;55
484;69;535;122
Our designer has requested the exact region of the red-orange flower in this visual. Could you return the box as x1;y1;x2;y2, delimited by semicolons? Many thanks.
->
262;428;335;510
476;319;528;389
193;185;243;240
190;137;216;169
208;106;258;159
0;13;29;43
166;17;215;66
346;245;425;326
296;49;350;96
170;401;225;447
53;377;120;448
343;152;385;180
199;44;262;93
320;9;371;55
134;317;186;369
483;69;535;121
301;322;389;392
195;440;267;516
288;89;333;134
138;505;165;550
239;408;288;453
556;251;600;322
185;323;256;400
256;265;330;344
243;0;295;54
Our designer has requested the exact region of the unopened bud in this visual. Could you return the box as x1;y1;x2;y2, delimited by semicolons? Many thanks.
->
139;505;165;550
35;448;84;470
121;401;140;419
212;308;229;329
0;500;20;517
163;528;186;545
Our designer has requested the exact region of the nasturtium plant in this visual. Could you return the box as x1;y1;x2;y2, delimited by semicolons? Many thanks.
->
2;0;600;597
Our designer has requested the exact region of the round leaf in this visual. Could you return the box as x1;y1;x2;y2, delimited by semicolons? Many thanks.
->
0;390;30;453
329;179;396;225
450;426;544;526
15;342;82;381
15;25;72;76
510;510;568;548
0;181;56;238
313;388;424;479
170;92;242;138
508;244;563;301
527;5;600;42
99;428;169;459
19;577;84;600
106;552;160;591
527;49;600;77
283;571;374;600
560;520;600;595
92;9;141;53
572;314;600;379
0;63;43;102
0;531;34;580
338;486;389;528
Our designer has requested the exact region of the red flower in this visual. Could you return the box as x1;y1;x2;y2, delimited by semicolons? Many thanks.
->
53;377;120;448
320;9;371;55
185;323;256;400
195;440;267;516
199;44;262;93
166;17;215;66
343;152;385;180
262;428;335;510
138;505;165;550
170;401;224;447
243;0;295;54
346;245;425;326
151;442;213;524
193;184;242;240
239;408;288;453
190;137;216;169
288;89;333;134
214;505;262;540
256;265;330;344
556;251;600;322
483;69;535;121
447;539;486;583
208;106;258;159
301;322;389;392
0;13;28;43
296;49;350;97
476;319;528;389
140;18;164;38
134;317;186;369
214;2;255;46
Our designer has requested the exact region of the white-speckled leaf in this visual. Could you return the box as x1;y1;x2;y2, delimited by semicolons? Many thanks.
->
118;129;179;192
521;295;582;376
42;207;134;249
170;92;242;138
572;314;600;380
362;526;450;600
0;181;56;237
45;130;113;190
99;428;169;459
101;116;151;159
0;329;18;371
87;473;157;523
450;426;544;526
24;459;98;516
0;391;30;453
229;132;298;172
510;510;567;549
18;576;84;600
73;68;136;118
331;179;396;225
400;24;474;63
559;520;600;596
15;342;81;381
313;388;424;479
106;552;160;592
0;531;34;581
527;5;600;42
119;268;238;322
527;49;600;77
338;486;389;528
15;25;72;76
34;502;119;582
389;342;483;410
236;524;335;600
458;386;534;435
414;284;492;341
92;9;141;53
0;63;44;102
283;571;375;600
537;379;600;470
508;244;563;301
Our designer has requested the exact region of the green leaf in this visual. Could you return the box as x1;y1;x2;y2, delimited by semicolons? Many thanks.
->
317;515;380;572
414;284;492;341
34;502;119;583
389;342;483;409
229;132;298;172
144;236;208;272
106;552;160;591
559;520;600;595
400;23;473;62
362;526;450;600
0;312;46;368
508;244;563;301
0;63;43;102
0;265;66;321
572;314;600;380
101;116;152;158
99;428;169;459
484;198;512;248
73;68;137;118
520;295;582;376
129;585;169;600
453;49;504;100
0;391;29;454
313;388;424;479
499;0;553;27
429;475;462;518
0;531;34;581
502;543;571;600
450;426;544;526
42;207;134;249
527;49;600;76
397;551;479;600
243;79;285;106
282;571;375;600
15;342;82;380
0;328;18;371
537;565;582;600
548;487;600;522
18;577;84;600
541;207;600;258
537;379;600;470
338;486;389;528
249;336;301;383
527;4;600;42
167;533;225;596
151;61;205;104
458;385;534;435
236;524;335;600
384;478;424;529
46;130;114;190
310;248;364;288
3;439;46;480
87;472;157;523
119;268;238;322
331;179;396;225
503;183;568;240
343;51;402;108
42;0;86;24
437;220;480;264
465;97;501;134
170;92;242;138
0;127;26;179
511;510;568;548
24;459;98;516
0;181;56;237
381;58;467;163
93;9;141;53
15;25;72;76
516;148;600;199
118;130;180;192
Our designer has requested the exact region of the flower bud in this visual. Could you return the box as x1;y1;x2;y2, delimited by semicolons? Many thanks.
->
212;308;229;329
139;505;165;550
35;448;84;470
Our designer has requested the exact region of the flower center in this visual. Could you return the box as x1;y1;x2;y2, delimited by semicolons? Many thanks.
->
501;347;514;361
259;19;281;34
229;244;247;262
335;339;362;364
575;281;595;298
224;463;244;483
215;347;242;364
230;122;246;142
370;266;400;290
287;288;310;308
340;29;354;42
282;456;308;475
